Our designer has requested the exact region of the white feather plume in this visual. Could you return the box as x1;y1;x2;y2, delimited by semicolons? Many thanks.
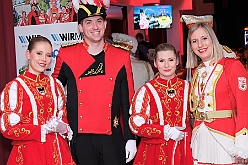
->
81;0;95;5
72;0;79;10
103;0;110;9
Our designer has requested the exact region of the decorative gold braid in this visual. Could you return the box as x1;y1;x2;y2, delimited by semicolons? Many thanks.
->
141;61;151;82
79;5;91;16
112;43;133;51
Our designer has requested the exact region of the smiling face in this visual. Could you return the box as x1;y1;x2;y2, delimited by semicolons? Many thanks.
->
26;41;52;75
31;5;36;11
62;6;66;13
78;16;107;44
22;11;26;18
68;1;73;7
40;10;44;16
154;50;178;80
51;1;57;9
190;27;213;62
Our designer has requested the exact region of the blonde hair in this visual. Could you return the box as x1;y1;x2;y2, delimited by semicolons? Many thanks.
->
186;23;224;68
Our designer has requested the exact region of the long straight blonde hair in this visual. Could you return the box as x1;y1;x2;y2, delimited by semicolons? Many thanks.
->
186;23;224;68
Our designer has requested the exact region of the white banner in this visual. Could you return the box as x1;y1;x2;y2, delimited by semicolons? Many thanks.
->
14;22;83;76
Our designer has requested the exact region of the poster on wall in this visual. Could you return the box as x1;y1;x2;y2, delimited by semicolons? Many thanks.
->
13;0;78;26
13;0;82;76
14;22;83;76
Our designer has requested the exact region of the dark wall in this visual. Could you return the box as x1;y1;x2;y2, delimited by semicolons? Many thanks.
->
148;28;167;48
214;0;248;49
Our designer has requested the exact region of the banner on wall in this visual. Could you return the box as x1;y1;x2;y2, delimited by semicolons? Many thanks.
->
13;0;78;27
14;22;83;76
13;0;81;76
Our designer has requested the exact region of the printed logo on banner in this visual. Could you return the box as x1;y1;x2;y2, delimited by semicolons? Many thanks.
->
18;36;28;43
18;35;41;44
51;33;83;42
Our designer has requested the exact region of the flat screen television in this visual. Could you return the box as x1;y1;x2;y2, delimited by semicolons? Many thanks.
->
245;27;248;47
133;5;172;30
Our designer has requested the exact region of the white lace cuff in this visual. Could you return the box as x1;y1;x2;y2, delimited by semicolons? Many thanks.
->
227;145;248;159
164;124;171;141
40;125;47;142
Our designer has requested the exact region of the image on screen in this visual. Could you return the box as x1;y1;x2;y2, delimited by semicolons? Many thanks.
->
133;5;172;30
245;30;248;47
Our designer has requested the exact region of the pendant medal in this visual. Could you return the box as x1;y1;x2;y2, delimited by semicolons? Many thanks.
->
166;88;176;98
36;86;45;95
198;99;205;109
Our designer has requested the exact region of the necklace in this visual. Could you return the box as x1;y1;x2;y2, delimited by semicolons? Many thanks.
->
156;77;178;98
197;64;217;109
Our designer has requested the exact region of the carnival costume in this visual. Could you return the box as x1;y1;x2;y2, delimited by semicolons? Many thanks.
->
52;40;135;164
17;17;28;26
28;10;39;25
0;71;75;165
181;15;248;164
190;58;248;164
129;76;192;165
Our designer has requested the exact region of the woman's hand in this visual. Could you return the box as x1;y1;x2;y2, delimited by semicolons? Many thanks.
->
235;157;248;164
164;124;185;141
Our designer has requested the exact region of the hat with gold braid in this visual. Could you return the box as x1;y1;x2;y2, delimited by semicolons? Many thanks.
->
181;15;236;58
72;0;117;24
180;15;213;28
111;33;138;54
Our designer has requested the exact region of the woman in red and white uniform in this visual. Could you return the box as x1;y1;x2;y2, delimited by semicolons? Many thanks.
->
60;6;71;23
17;11;28;26
181;14;248;165
38;9;48;25
0;36;75;165
129;43;193;165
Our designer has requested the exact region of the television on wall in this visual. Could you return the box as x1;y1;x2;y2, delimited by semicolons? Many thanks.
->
133;5;172;30
245;27;248;47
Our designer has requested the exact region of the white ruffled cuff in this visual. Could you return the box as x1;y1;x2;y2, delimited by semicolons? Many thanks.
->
227;145;248;159
164;124;171;141
40;125;47;142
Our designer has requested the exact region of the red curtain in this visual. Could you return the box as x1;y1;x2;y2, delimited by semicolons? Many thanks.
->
0;0;17;164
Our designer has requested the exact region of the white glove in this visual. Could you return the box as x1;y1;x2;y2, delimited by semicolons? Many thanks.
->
46;116;59;132
164;124;185;141
46;116;68;134
41;124;53;142
125;140;137;163
55;119;68;134
227;145;248;159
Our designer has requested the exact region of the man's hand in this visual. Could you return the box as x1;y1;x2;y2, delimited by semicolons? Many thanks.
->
125;140;137;163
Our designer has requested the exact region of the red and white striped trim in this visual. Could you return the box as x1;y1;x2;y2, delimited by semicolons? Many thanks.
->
182;80;189;128
146;82;164;125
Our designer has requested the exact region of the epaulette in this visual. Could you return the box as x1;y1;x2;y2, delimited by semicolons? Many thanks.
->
222;45;232;53
61;42;79;48
222;45;237;59
112;43;133;51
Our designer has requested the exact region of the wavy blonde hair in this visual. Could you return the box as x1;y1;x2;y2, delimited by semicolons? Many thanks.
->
186;23;224;68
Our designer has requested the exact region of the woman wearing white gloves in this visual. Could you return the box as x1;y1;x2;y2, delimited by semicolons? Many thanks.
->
129;43;193;165
0;36;75;165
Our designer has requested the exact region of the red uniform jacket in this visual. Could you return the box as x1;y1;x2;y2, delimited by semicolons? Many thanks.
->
28;11;38;25
52;41;135;141
129;76;193;165
190;58;248;153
